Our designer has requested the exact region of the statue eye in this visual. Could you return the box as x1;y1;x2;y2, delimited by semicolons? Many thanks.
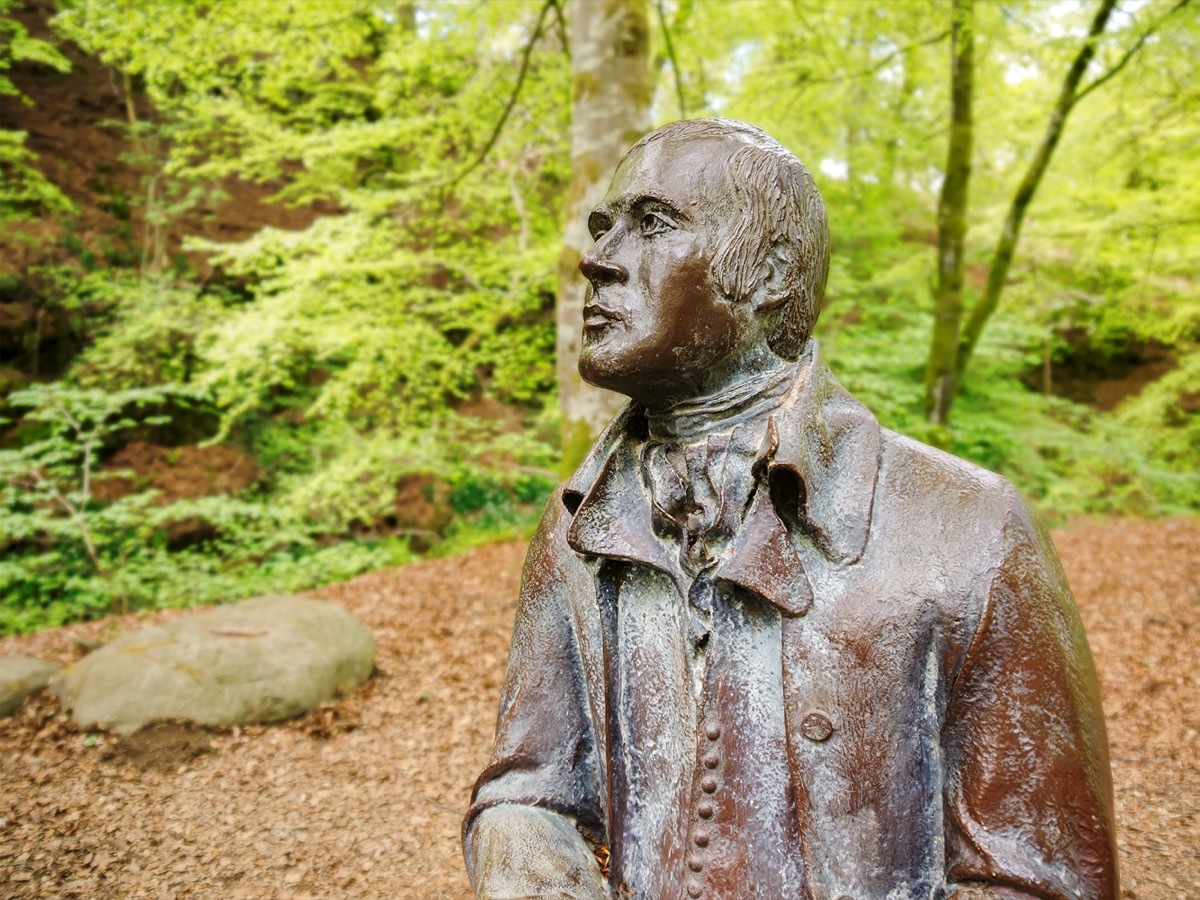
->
587;212;612;241
640;212;672;236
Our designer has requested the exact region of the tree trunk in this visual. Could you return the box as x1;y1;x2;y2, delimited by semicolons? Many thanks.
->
556;0;652;474
954;0;1118;382
923;0;974;426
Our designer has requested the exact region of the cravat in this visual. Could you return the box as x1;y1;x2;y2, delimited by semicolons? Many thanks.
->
643;425;760;576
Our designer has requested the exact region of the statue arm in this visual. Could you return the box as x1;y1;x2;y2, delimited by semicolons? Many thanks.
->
465;806;610;900
941;496;1118;899
463;495;610;900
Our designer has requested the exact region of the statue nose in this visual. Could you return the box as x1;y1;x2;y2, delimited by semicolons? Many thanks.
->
579;245;628;286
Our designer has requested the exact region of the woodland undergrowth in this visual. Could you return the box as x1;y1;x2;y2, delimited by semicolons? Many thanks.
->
1;1;1196;633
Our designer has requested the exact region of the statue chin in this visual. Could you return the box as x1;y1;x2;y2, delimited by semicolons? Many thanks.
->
577;340;635;399
576;352;609;392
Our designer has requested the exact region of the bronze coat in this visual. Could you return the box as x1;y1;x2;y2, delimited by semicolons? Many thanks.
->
464;348;1117;900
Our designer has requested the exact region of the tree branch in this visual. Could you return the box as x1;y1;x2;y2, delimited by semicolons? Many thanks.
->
23;468;103;574
1075;0;1191;104
789;27;950;87
442;0;553;197
656;0;687;117
549;0;570;61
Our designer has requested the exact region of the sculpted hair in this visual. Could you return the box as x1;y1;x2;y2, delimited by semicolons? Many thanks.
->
631;119;830;359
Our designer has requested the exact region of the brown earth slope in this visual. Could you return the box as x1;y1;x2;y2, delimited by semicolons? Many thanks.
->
1;517;1197;899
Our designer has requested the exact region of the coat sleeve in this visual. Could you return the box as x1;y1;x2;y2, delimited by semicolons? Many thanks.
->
942;494;1118;899
463;492;611;900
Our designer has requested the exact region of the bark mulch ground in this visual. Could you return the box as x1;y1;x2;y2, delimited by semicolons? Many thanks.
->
1;517;1196;899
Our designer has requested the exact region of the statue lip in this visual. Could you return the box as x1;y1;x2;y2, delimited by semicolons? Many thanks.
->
583;302;622;330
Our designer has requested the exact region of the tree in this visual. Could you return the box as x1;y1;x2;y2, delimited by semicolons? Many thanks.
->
924;0;974;426
0;0;73;225
941;0;1193;421
51;0;572;523
556;0;652;472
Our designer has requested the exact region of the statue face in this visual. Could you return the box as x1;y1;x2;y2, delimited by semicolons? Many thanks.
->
577;136;755;410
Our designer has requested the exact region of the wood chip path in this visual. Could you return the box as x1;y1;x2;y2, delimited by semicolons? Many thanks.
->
1;517;1196;898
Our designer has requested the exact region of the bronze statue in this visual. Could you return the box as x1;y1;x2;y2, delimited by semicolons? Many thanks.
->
464;119;1117;899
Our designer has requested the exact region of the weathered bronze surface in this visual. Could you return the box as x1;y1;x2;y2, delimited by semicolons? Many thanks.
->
463;119;1117;899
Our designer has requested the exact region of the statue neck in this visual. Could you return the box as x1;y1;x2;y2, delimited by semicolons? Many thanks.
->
644;360;798;444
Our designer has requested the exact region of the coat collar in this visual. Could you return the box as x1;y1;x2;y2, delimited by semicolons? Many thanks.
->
562;341;881;611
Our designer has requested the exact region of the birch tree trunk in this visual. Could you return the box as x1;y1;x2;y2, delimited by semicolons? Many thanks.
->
556;0;652;474
923;0;973;426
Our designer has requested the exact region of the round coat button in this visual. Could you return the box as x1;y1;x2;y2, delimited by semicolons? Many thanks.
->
800;710;834;742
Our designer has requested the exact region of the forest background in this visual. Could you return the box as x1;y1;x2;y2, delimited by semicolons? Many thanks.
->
1;0;1196;635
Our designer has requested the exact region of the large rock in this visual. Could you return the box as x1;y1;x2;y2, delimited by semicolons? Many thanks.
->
52;596;374;734
1;655;60;716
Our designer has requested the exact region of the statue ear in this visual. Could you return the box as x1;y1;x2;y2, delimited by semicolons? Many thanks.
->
751;245;793;313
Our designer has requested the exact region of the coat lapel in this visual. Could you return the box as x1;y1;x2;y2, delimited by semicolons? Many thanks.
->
560;340;882;609
715;485;813;616
564;406;683;588
766;345;881;565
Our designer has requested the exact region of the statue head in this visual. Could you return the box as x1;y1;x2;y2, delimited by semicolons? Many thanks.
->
577;118;829;411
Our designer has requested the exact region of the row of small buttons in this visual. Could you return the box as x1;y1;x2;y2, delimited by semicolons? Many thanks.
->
681;712;835;896
685;721;723;897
